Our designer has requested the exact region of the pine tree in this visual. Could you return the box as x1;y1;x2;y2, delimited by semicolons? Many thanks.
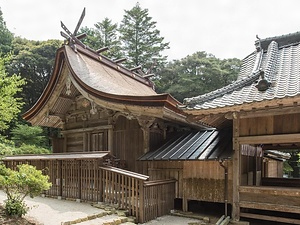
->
119;3;169;73
95;18;122;59
80;18;122;59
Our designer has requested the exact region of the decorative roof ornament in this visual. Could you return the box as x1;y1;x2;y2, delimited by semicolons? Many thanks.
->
60;8;87;52
255;35;262;52
65;76;72;95
255;70;271;92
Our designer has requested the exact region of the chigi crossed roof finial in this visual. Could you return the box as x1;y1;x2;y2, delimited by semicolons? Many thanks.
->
60;8;87;52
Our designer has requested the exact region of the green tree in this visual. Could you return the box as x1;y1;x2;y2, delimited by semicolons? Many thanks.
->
11;124;48;148
119;3;169;73
155;51;241;102
0;56;25;131
7;38;62;111
0;164;51;217
80;26;101;50
80;18;122;59
0;8;13;55
95;18;122;59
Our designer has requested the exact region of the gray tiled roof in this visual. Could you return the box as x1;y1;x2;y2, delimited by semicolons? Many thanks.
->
184;32;300;110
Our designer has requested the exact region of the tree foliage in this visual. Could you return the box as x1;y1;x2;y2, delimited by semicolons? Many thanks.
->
11;124;48;148
81;18;122;59
0;57;25;131
0;8;13;55
155;51;241;102
119;3;169;72
0;164;51;217
7;38;62;111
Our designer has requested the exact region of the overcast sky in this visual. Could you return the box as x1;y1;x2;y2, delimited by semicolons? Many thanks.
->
1;0;300;60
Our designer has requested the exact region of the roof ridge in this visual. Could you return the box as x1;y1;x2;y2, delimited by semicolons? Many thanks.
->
183;71;260;107
258;31;300;51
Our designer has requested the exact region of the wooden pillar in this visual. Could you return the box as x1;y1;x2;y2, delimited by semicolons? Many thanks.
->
63;134;67;153
232;112;240;221
108;127;114;154
137;116;155;154
182;196;188;212
83;133;87;152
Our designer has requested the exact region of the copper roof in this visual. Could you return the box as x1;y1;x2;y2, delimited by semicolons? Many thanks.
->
183;31;300;111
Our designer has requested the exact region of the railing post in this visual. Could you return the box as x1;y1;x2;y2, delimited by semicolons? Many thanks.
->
139;180;145;223
78;160;82;200
59;160;63;197
99;167;103;202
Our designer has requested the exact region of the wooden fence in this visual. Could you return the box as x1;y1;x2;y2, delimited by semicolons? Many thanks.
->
4;158;175;223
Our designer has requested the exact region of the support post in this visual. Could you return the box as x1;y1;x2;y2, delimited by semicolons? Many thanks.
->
232;112;240;221
137;116;155;154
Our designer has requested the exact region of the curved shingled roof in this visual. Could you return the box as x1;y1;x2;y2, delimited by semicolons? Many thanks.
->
183;31;300;112
23;44;189;128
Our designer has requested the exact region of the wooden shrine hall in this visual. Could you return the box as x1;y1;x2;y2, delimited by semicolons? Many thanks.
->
4;10;300;224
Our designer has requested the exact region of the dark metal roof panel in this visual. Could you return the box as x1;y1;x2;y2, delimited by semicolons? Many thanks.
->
140;129;232;161
171;131;209;160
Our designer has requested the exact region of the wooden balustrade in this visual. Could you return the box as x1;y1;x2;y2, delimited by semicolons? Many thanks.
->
99;166;149;221
142;179;176;222
3;158;176;223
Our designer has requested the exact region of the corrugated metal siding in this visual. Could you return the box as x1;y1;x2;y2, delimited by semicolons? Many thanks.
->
140;129;232;161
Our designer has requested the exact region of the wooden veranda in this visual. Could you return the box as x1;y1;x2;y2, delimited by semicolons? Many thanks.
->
3;152;176;223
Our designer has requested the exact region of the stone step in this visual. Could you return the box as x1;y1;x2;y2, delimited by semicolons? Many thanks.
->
76;214;128;225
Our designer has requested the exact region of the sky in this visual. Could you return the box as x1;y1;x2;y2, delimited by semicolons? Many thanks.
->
1;0;300;61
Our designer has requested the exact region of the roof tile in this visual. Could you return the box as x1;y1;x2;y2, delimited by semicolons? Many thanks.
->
184;32;300;110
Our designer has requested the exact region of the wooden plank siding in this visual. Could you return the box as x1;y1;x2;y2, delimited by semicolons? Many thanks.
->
113;116;145;174
240;113;300;137
239;186;300;223
147;161;183;198
182;161;233;203
147;160;233;204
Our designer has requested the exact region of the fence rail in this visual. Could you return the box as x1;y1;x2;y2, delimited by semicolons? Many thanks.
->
4;158;175;223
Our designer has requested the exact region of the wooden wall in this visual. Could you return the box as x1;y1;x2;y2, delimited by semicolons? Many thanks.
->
147;161;183;198
61;108;112;153
239;113;300;136
113;116;145;173
147;160;233;203
183;161;233;203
